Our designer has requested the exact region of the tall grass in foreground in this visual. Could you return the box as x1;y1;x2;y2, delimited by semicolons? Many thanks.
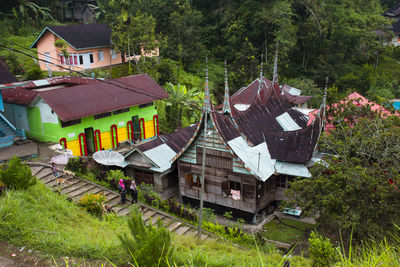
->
0;182;128;260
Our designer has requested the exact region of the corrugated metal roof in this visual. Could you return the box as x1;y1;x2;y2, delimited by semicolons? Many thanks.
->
38;74;168;121
0;61;18;84
274;161;311;178
143;143;177;172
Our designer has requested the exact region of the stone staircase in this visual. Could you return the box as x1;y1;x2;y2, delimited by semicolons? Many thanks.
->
28;163;211;240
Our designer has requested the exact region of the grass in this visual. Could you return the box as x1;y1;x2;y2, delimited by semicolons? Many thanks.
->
0;181;128;260
263;218;315;244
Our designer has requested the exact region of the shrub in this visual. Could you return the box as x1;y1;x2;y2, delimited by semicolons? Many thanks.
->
25;66;44;80
0;181;6;195
0;156;36;190
107;169;125;184
78;193;106;217
66;157;87;174
308;231;337;267
119;207;173;267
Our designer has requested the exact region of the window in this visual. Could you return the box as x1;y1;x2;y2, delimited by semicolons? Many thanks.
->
94;112;111;120
185;173;201;188
196;147;233;170
60;54;64;64
277;175;287;188
113;107;129;115
89;53;94;63
229;181;241;200
79;55;83;65
98;50;104;61
74;55;78;65
111;49;117;59
61;118;81;127
139;102;153;109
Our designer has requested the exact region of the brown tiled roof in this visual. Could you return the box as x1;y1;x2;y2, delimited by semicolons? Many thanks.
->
39;74;168;121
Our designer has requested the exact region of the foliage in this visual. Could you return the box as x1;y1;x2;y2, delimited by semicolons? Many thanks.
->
11;1;53;28
4;53;24;75
260;218;315;244
78;193;106;217
202;220;253;245
0;180;6;195
286;101;400;240
106;169;126;188
66;157;87;174
119;207;173;267
25;66;44;80
54;39;69;60
308;231;336;267
0;156;36;190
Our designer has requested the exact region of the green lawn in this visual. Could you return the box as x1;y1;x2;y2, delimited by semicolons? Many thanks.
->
263;218;315;244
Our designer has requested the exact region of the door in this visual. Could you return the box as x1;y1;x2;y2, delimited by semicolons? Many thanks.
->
132;116;141;140
83;53;91;69
84;127;95;154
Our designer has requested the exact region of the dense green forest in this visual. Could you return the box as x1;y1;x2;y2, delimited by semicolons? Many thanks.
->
2;0;400;104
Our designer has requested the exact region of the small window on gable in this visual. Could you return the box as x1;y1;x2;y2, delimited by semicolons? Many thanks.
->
98;50;104;61
139;102;153;109
277;175;287;188
113;107;129;115
61;118;81;127
94;112;111;120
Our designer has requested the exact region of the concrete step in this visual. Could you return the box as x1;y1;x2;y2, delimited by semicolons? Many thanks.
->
105;195;123;208
185;229;198;236
56;179;81;190
175;226;191;236
142;210;156;222
30;166;43;176
167;221;182;232
84;187;104;196
161;217;173;227
36;168;53;179
149;214;165;225
69;184;97;198
118;208;131;216
61;181;87;194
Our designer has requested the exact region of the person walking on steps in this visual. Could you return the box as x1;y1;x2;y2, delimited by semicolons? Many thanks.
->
118;179;126;204
130;180;138;204
51;162;59;178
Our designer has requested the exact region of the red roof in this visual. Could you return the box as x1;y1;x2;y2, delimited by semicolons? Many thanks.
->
2;74;169;121
308;92;400;131
39;74;168;121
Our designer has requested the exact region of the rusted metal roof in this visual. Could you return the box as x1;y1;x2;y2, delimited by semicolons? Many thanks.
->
0;61;18;84
1;76;96;106
38;74;168;121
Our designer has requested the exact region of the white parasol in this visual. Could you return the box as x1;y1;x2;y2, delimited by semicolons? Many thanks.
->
92;150;125;166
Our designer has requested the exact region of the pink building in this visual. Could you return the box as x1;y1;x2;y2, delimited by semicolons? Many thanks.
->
30;24;124;72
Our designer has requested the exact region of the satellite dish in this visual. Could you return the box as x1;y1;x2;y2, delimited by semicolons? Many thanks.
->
93;150;125;166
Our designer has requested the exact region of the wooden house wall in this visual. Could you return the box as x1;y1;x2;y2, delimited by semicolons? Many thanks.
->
179;119;266;213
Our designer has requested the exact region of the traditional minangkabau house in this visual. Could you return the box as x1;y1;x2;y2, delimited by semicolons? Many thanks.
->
173;59;324;221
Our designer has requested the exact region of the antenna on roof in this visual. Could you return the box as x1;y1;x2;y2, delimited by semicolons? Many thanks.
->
203;57;211;113
257;54;264;95
222;60;231;114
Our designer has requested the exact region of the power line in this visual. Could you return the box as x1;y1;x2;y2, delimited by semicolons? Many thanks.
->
0;41;207;111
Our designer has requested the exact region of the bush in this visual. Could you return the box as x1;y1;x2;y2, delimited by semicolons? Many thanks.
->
78;193;106;217
0;156;36;190
107;169;126;189
66;157;88;174
119;207;173;267
25;66;44;80
0;181;6;195
308;231;337;267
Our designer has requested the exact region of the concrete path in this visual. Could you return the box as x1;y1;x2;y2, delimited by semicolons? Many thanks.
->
0;142;38;162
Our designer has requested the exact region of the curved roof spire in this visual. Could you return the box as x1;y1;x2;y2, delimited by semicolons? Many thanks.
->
257;54;264;95
272;42;279;93
222;61;231;114
203;57;211;113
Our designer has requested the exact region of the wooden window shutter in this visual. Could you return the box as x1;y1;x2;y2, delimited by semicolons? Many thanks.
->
242;183;255;199
185;173;193;188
